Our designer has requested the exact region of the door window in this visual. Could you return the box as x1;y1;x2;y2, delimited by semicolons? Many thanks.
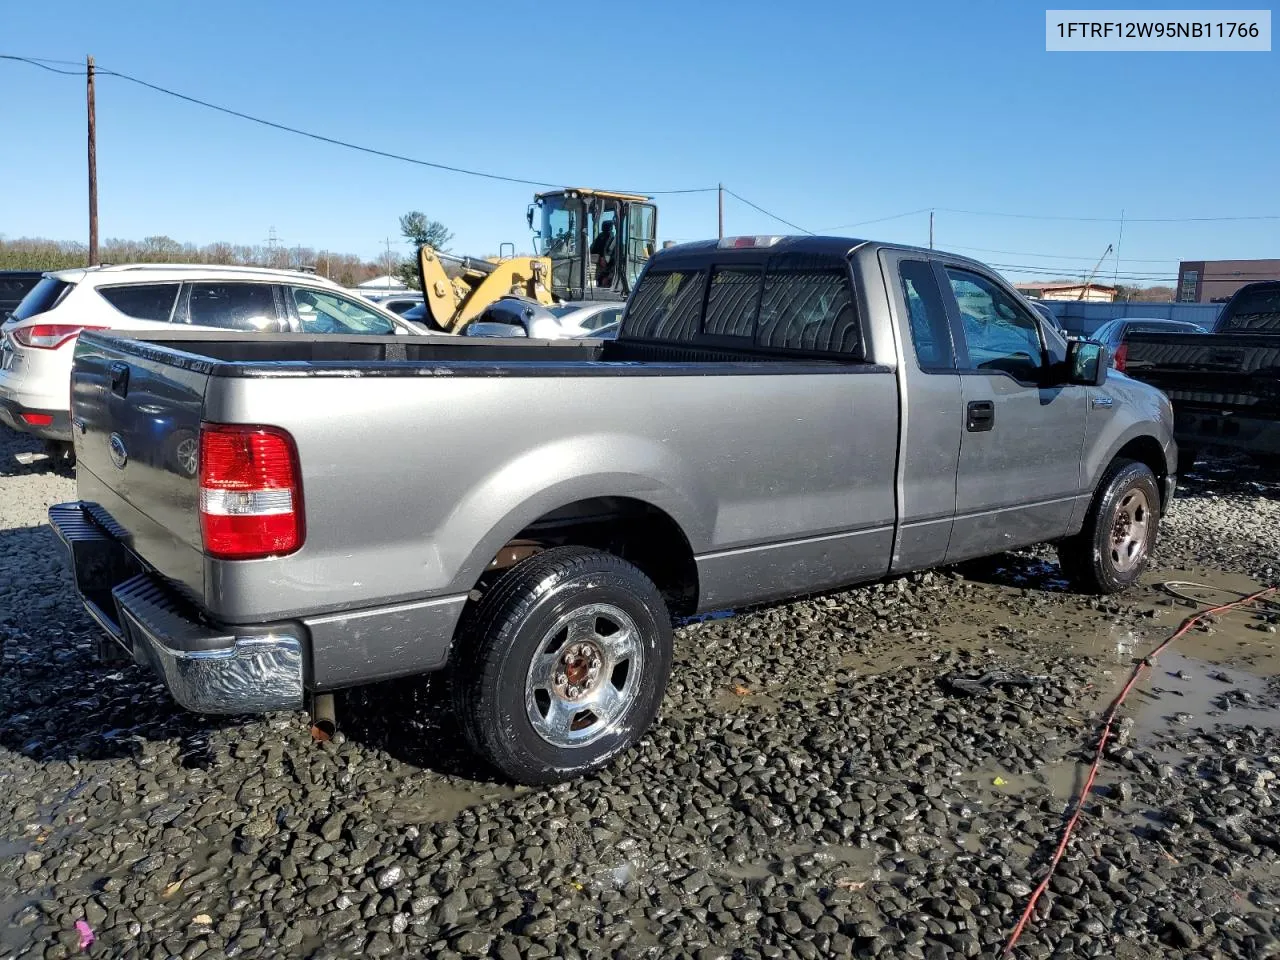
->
186;283;279;331
291;288;397;335
899;261;953;371
98;283;180;321
945;268;1044;382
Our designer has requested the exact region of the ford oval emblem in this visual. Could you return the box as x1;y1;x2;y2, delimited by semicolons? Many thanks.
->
108;433;128;470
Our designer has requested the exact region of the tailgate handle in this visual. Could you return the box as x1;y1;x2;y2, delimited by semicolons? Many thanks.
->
109;362;130;398
966;400;995;432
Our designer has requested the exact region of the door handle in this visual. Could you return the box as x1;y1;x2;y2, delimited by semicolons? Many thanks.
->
109;362;130;398
966;400;995;432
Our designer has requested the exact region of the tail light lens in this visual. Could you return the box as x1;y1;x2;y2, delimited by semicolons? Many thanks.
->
198;423;304;559
19;412;54;426
1112;343;1128;372
11;324;108;349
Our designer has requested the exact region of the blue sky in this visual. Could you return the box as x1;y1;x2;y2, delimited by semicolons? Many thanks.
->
1;0;1276;284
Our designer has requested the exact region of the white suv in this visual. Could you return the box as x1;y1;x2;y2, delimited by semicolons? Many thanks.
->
0;263;421;450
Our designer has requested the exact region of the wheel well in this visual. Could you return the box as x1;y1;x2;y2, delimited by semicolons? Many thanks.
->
1113;436;1169;507
482;497;699;616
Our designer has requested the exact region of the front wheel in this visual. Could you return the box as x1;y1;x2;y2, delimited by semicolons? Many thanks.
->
1058;459;1161;594
451;546;673;785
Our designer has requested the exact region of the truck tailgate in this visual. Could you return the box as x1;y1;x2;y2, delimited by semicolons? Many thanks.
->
70;333;209;602
1125;332;1280;413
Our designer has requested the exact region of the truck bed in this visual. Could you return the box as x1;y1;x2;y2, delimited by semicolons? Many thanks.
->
1125;331;1280;455
96;329;864;375
68;329;898;690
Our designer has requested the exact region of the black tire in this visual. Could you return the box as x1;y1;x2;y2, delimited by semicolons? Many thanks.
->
44;439;75;473
451;546;673;785
1058;459;1161;594
1176;446;1198;475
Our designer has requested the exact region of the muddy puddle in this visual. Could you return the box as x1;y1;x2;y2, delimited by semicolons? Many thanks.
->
381;777;522;825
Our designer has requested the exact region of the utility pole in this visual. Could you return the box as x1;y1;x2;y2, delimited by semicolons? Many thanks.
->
384;237;395;288
1113;208;1125;295
928;209;934;250
717;183;724;240
86;55;98;266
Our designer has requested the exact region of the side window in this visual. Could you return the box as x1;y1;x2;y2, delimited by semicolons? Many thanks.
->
582;306;623;331
98;283;180;322
703;266;761;338
944;268;1044;382
757;255;859;354
623;269;704;341
186;283;279;331
291;288;396;335
898;261;953;371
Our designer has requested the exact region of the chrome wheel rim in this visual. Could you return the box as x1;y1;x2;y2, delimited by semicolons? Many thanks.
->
525;603;643;748
1110;487;1150;573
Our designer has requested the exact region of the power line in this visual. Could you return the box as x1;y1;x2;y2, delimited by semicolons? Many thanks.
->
0;53;716;196
815;208;934;232
723;189;812;234
936;205;1280;224
945;242;1181;264
1;54;84;75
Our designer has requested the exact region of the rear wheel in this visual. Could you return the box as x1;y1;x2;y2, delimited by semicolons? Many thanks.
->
451;546;673;785
1058;459;1160;594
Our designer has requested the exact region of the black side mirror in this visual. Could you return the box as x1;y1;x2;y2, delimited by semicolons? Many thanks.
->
1065;338;1108;386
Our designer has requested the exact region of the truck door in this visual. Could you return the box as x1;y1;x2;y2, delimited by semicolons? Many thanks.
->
880;252;963;573
938;265;1087;562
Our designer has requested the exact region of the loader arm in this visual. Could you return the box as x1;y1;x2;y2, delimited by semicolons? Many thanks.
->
418;246;555;332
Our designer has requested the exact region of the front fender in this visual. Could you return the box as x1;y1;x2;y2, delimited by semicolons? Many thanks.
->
1083;377;1176;492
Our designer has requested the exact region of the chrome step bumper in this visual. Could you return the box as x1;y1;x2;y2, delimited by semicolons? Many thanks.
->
48;502;306;715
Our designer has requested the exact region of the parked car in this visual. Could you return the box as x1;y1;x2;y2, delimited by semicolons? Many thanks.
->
0;270;44;319
363;291;424;316
0;264;421;459
1123;281;1280;470
51;236;1174;785
1023;297;1069;336
1088;317;1209;372
464;298;625;340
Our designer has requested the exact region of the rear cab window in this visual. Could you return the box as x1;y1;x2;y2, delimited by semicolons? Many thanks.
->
1221;285;1280;332
11;276;74;321
623;248;863;358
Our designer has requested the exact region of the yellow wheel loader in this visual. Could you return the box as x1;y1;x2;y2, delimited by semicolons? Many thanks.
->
416;187;658;334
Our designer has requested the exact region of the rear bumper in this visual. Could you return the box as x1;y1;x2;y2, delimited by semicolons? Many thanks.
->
0;393;71;441
48;501;306;714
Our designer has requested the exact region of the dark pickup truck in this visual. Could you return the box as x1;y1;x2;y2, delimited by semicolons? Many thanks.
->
1125;280;1280;469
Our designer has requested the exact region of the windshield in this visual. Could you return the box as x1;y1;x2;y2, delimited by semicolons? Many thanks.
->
1222;285;1280;332
11;276;73;321
534;195;577;260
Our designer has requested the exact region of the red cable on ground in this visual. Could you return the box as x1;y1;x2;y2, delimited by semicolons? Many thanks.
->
1002;584;1277;956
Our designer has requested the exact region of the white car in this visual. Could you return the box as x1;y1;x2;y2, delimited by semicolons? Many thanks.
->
0;263;421;455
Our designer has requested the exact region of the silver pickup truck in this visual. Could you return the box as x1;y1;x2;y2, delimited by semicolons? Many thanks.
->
51;236;1176;784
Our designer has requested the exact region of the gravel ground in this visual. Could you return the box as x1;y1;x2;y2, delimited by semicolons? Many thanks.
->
2;427;1279;960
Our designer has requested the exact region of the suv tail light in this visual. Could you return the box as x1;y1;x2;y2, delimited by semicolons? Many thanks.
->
198;423;304;559
1112;343;1128;372
11;324;108;349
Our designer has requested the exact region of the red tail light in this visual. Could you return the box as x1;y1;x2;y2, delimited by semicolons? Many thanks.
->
19;412;54;426
1112;343;1128;372
11;324;108;349
198;423;304;559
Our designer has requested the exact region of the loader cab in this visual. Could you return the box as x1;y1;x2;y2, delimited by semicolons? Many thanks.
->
528;188;657;301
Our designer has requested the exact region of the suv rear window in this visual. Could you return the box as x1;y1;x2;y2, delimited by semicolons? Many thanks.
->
98;283;180;322
11;277;73;321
